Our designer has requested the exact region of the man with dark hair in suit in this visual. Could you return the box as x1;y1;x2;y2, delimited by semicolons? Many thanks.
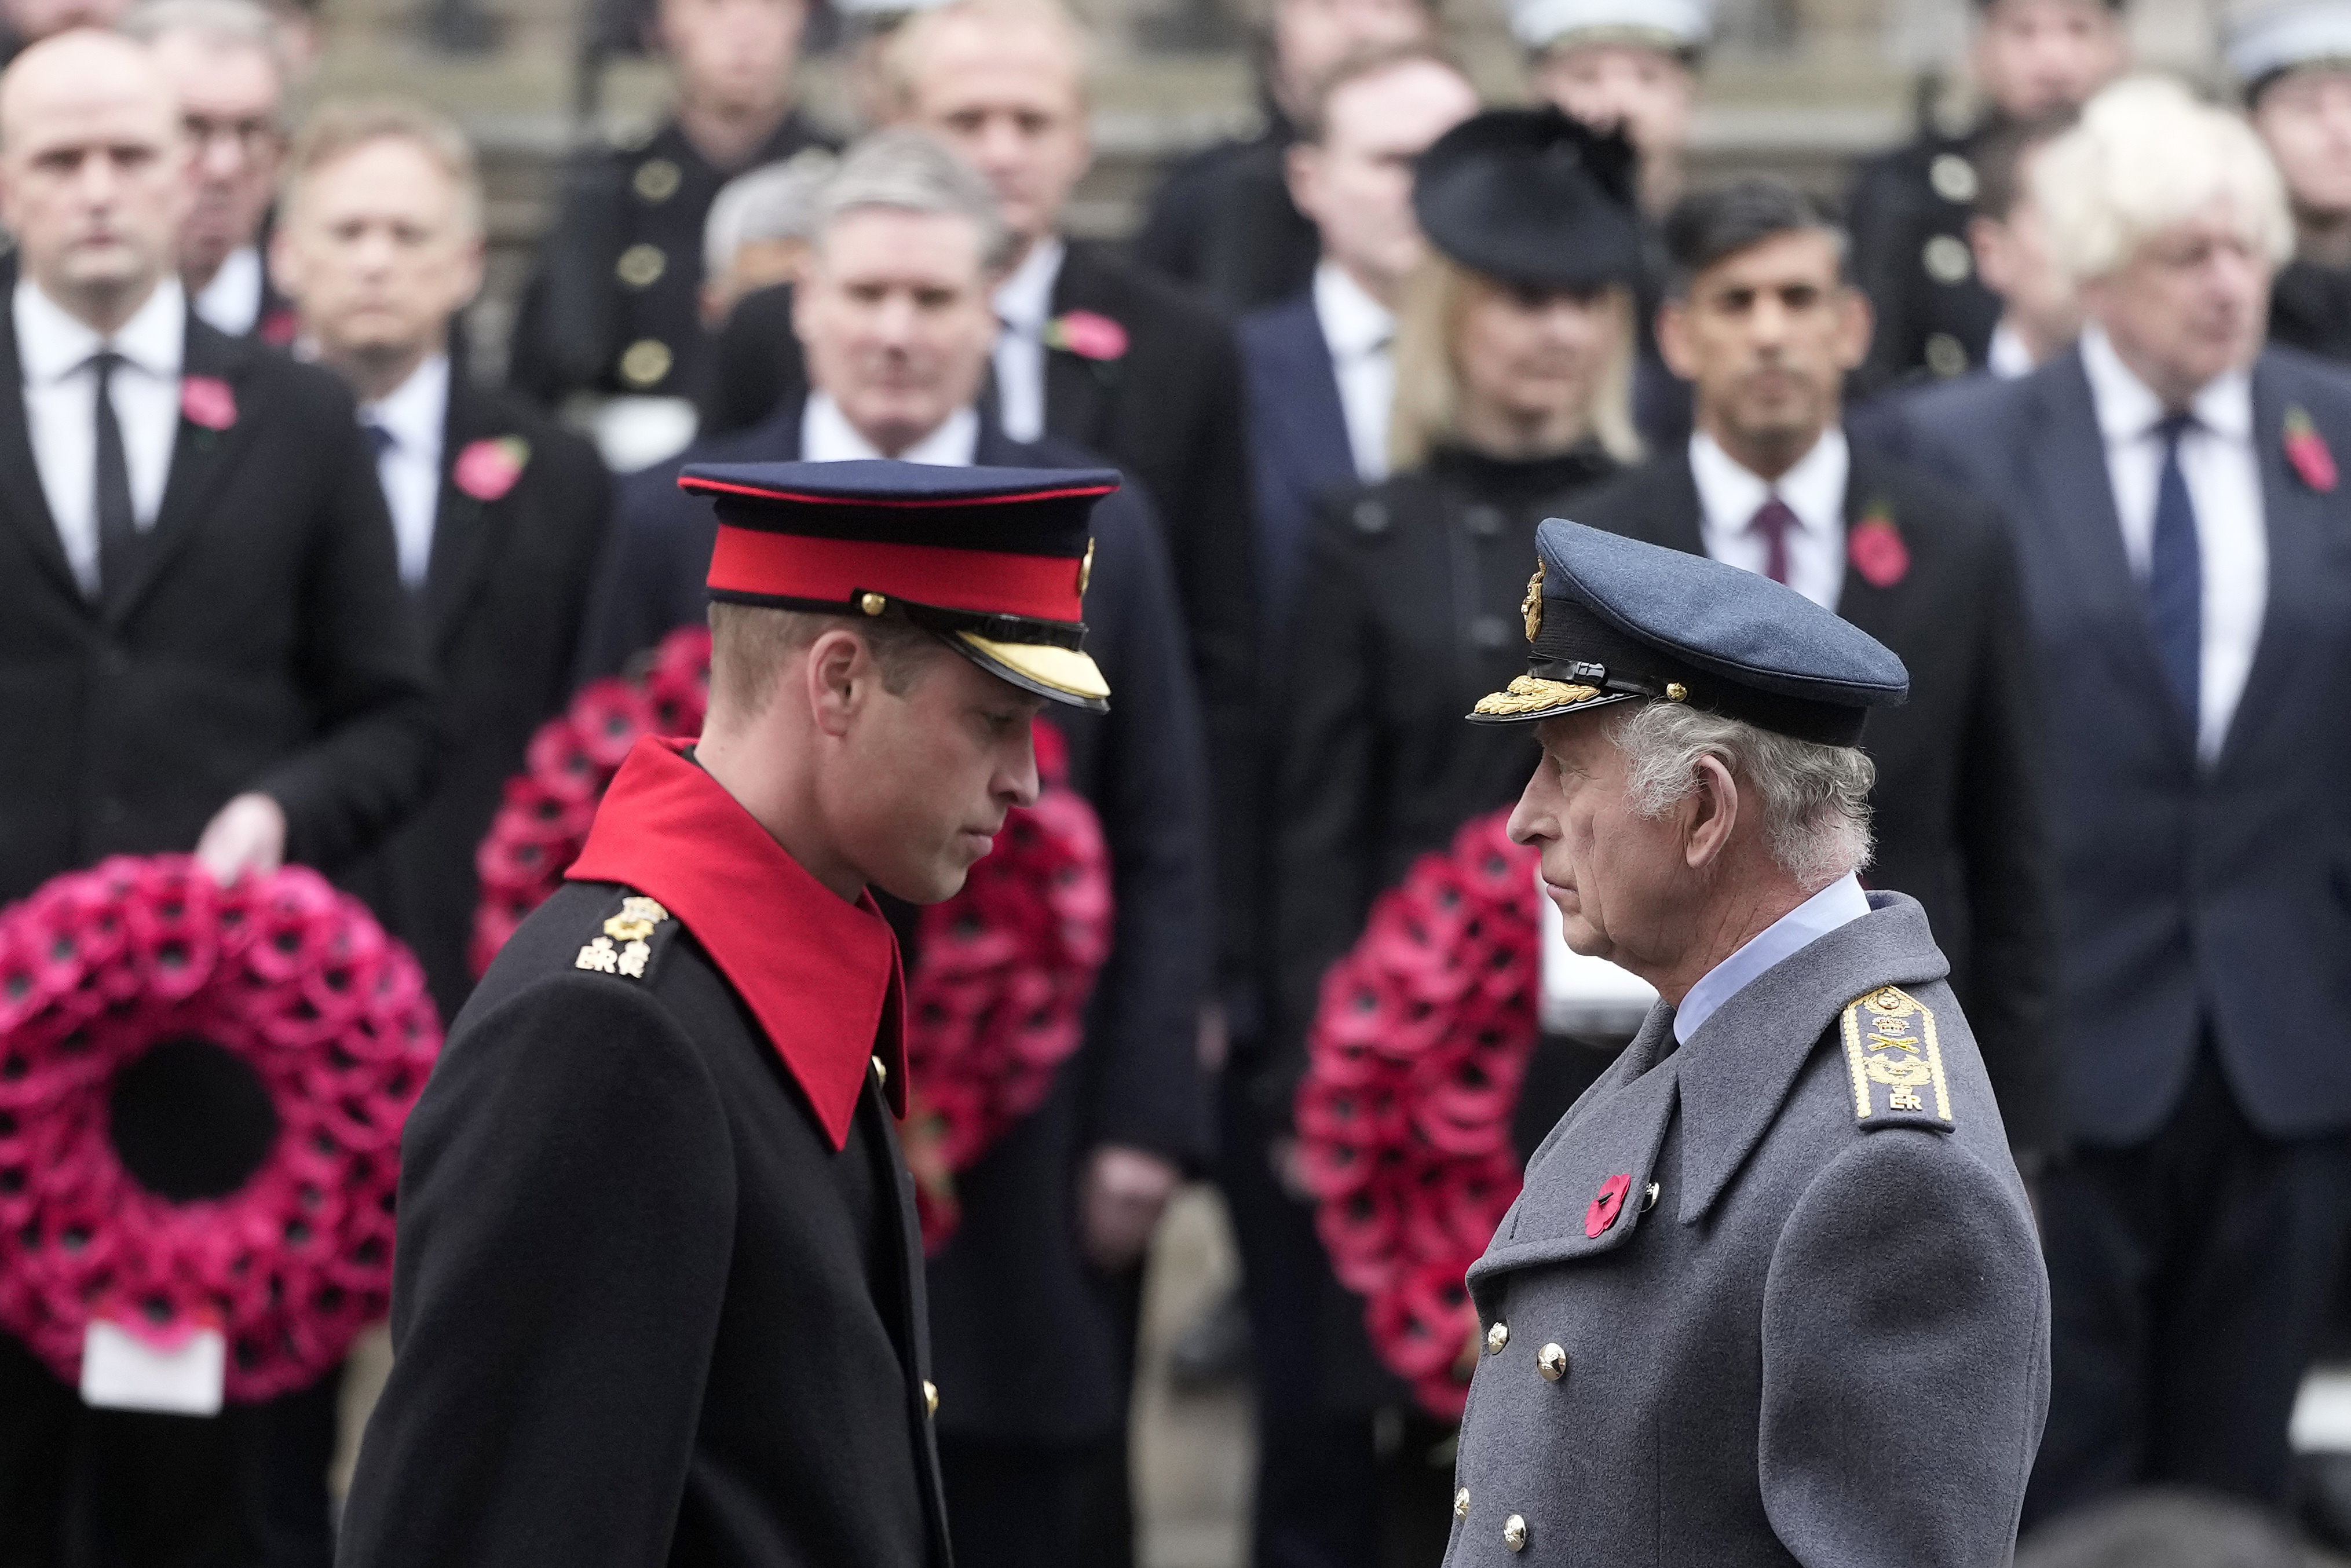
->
1568;177;2060;1185
1132;0;1432;315
1848;0;2126;393
0;28;434;1567
1241;42;1476;638
272;98;610;1026
1900;76;2351;1521
506;0;829;467
582;128;1212;1564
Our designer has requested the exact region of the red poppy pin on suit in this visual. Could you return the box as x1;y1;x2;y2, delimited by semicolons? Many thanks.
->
2286;406;2338;492
178;377;236;432
1585;1173;1632;1238
453;437;531;502
1043;310;1128;361
1848;506;1909;589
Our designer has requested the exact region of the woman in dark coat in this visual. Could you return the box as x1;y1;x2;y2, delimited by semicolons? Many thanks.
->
1237;108;1650;1568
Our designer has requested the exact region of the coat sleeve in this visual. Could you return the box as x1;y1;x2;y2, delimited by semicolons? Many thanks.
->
253;407;438;872
1078;489;1215;1164
1758;1132;2049;1567
1262;501;1383;1112
1952;517;2064;1160
338;977;736;1568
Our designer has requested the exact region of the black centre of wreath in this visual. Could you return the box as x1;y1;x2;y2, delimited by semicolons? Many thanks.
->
108;1038;280;1201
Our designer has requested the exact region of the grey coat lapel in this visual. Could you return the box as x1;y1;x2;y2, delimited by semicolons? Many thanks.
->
1672;892;1950;1224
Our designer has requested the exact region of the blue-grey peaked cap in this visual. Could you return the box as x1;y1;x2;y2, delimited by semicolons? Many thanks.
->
1467;520;1909;744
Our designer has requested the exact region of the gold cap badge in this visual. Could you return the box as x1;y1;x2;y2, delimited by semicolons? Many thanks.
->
1520;562;1545;642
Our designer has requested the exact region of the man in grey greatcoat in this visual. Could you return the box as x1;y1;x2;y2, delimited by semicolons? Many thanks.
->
1442;520;2050;1566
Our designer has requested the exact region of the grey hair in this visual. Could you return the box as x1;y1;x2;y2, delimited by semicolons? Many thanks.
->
704;147;838;278
812;128;1019;275
1612;701;1875;892
122;0;287;86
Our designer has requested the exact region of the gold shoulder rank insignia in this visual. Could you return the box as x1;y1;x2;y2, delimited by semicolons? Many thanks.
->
576;896;671;981
1840;985;1954;1130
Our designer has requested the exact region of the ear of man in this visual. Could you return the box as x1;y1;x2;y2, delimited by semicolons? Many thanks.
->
707;601;939;730
1680;752;1743;871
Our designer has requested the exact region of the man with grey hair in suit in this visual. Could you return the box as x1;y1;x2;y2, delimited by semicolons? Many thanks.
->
1440;521;2048;1566
1902;74;2351;1521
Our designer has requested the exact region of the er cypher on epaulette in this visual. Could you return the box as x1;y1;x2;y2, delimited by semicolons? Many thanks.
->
572;892;678;984
1840;984;1955;1131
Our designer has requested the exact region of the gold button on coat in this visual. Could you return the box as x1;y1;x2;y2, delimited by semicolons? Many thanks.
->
616;243;666;288
1923;235;1973;285
633;157;681;202
1925;332;1970;379
1485;1321;1509;1355
619;338;673;389
1930;152;1979;204
1503;1514;1527;1552
923;1380;938;1417
1453;1487;1469;1521
1644;1180;1660;1211
1537;1343;1568;1381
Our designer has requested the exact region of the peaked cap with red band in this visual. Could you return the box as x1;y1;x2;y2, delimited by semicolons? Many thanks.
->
679;458;1119;711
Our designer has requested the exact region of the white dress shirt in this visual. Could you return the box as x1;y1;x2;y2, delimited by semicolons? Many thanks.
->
16;276;186;597
1673;873;1873;1046
192;246;263;338
992;237;1065;444
1985;320;2036;381
360;355;451;590
1313;261;1396;483
2079;323;2268;761
1690;427;1851;612
800;392;979;467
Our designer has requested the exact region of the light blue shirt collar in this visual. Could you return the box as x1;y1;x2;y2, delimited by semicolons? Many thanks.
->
1671;873;1872;1045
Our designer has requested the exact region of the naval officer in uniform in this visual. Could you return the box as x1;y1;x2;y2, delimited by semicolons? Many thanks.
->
1442;521;2049;1565
339;460;1127;1567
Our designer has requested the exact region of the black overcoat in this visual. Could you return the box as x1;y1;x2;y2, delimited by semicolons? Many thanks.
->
342;382;610;1025
576;404;1215;1439
1562;439;2061;1157
339;750;952;1567
1131;121;1320;316
1846;125;2005;396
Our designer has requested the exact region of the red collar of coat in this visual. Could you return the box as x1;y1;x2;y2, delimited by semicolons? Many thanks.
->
566;736;906;1149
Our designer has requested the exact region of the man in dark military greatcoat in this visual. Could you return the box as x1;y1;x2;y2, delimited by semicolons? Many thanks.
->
339;459;1132;1567
2235;0;2351;365
1440;522;2049;1566
1848;0;2125;394
506;0;831;462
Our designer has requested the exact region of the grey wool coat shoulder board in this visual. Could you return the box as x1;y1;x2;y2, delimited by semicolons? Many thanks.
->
1446;891;2050;1567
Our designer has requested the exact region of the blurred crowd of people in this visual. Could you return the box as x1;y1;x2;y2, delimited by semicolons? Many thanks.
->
2;0;2351;1562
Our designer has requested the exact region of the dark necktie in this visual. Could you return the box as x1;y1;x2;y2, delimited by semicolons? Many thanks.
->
1748;496;1797;586
2146;411;2202;727
90;350;136;599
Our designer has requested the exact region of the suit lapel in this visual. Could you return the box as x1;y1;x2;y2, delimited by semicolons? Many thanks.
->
1835;443;1913;645
0;290;81;605
425;382;516;652
105;317;258;628
1041;245;1113;452
2220;357;2324;773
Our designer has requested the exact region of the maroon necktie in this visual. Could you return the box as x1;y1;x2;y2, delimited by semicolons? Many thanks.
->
1748;496;1797;586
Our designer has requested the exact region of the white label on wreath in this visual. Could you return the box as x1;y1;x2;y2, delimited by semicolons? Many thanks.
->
81;1318;225;1416
1536;864;1658;1038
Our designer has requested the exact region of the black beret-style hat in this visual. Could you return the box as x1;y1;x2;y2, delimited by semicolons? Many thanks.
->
1412;107;1646;292
1468;520;1908;745
678;459;1119;711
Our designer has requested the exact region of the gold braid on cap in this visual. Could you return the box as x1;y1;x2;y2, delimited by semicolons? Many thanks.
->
1471;676;1601;717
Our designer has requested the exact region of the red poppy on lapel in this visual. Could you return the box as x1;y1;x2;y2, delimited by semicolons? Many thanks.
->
453;436;530;502
257;309;298;349
1043;309;1128;361
2286;405;2337;493
1585;1172;1632;1238
179;376;236;432
1848;506;1910;589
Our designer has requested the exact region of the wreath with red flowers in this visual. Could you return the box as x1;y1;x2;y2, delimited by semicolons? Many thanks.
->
0;856;440;1402
472;627;1114;1251
1292;807;1541;1421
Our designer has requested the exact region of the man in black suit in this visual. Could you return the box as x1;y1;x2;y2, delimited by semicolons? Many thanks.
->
0;30;434;1567
1570;178;2060;1172
1132;0;1432;315
272;99;610;1026
128;0;296;345
1899;79;2351;1521
582;129;1211;1565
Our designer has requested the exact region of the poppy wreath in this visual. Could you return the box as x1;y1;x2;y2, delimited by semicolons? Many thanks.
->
471;627;1114;1251
0;856;440;1401
1293;806;1541;1421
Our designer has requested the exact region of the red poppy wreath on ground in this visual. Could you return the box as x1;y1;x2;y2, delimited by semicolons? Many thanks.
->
0;856;440;1401
1293;807;1541;1421
472;626;1114;1251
